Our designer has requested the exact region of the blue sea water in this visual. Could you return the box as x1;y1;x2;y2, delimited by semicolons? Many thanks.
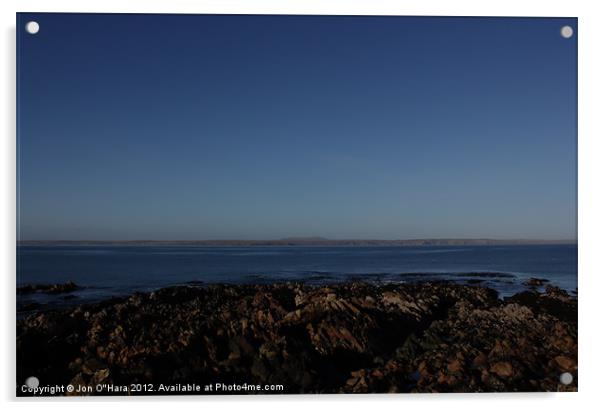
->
17;244;577;310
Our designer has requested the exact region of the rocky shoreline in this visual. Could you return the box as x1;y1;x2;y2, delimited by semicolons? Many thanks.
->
17;281;79;295
17;281;577;395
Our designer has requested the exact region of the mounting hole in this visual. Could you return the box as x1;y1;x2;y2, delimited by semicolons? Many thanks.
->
25;21;39;35
559;372;573;385
560;25;573;39
25;376;40;389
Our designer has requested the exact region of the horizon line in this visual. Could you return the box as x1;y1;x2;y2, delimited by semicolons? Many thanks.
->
17;238;577;243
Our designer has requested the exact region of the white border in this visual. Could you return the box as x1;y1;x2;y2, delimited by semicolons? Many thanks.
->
2;1;601;409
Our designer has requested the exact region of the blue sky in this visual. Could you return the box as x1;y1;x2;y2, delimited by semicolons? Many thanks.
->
17;14;577;240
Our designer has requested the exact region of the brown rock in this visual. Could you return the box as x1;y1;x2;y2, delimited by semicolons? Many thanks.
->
523;278;548;287
92;368;110;384
447;359;462;373
554;356;576;371
490;362;513;378
473;352;488;367
16;281;578;395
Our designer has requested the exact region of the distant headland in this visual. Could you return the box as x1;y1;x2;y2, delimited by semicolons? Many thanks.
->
17;238;577;246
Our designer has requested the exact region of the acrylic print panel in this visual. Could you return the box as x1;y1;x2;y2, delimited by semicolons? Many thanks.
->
16;13;577;396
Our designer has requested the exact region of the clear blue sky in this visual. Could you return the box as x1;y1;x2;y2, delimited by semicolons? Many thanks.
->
17;14;577;240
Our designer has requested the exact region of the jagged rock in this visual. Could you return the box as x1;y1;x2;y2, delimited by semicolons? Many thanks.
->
472;352;488;368
17;281;79;295
17;281;577;395
523;278;549;287
490;362;513;378
554;356;576;371
447;359;463;373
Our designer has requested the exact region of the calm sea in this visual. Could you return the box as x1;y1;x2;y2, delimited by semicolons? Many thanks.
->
17;244;577;310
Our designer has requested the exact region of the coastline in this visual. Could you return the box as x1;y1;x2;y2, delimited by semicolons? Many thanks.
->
17;239;577;247
17;281;577;395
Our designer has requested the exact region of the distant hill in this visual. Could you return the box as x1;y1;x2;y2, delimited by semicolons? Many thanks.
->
279;236;329;241
18;238;576;246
